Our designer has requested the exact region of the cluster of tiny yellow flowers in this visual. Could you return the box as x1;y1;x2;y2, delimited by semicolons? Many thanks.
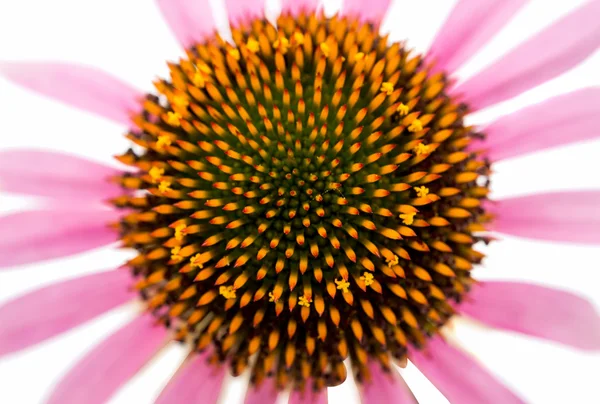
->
380;82;394;95
174;224;187;241
166;111;181;127
415;186;430;198
335;278;351;293
148;166;164;183
385;254;400;268
219;286;237;299
414;142;432;155
408;118;423;132
155;134;172;150
190;253;204;269
360;272;375;286
298;295;312;307
170;246;183;263
399;212;416;225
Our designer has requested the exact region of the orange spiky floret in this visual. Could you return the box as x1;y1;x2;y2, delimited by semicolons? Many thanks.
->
113;11;491;392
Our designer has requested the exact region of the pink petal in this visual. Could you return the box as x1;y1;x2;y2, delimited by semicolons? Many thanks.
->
428;0;528;74
411;336;525;404
0;269;135;357
0;149;123;200
459;281;600;351
0;209;122;269
490;191;600;244
478;88;600;160
454;0;600;111
0;62;141;125
225;0;266;28
155;352;226;404
340;0;391;26
47;314;167;404
361;361;416;403
281;0;319;16
289;382;327;404
245;379;278;404
156;0;217;48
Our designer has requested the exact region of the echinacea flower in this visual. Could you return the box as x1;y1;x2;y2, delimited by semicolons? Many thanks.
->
1;0;600;403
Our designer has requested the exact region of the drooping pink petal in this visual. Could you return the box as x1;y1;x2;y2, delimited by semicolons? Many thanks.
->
289;383;327;404
0;149;123;200
477;88;600;160
47;314;168;404
340;0;391;26
0;269;135;357
225;0;266;28
489;191;600;244
0;62;141;125
155;351;226;404
361;361;416;403
428;0;528;74
156;0;217;48
281;0;320;16
454;0;600;111
459;281;600;351
411;336;525;404
0;209;122;269
244;378;278;404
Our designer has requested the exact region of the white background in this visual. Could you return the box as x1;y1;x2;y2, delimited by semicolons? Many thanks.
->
0;0;599;403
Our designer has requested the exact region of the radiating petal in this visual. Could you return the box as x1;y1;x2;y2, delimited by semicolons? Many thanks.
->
155;352;226;404
225;0;266;28
459;281;600;351
0;270;134;357
47;314;167;404
0;62;141;124
340;0;391;26
0;209;122;269
245;379;278;404
478;88;600;160
490;191;600;244
156;0;217;48
411;336;525;404
281;0;319;16
0;149;123;200
428;0;528;74
361;361;416;403
454;0;600;111
289;381;327;404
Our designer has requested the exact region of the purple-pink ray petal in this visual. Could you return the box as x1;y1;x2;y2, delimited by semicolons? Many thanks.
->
361;361;416;403
0;269;135;357
340;0;391;26
428;0;529;74
47;314;167;404
489;191;600;244
0;209;122;269
0;62;141;125
0;149;123;201
411;336;525;404
225;0;266;28
281;0;320;16
289;381;328;404
156;0;217;48
155;351;226;404
478;88;600;160
245;378;278;404
454;0;600;111
459;281;600;351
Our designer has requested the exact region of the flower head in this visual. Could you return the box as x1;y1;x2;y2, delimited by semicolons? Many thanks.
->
112;7;492;390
